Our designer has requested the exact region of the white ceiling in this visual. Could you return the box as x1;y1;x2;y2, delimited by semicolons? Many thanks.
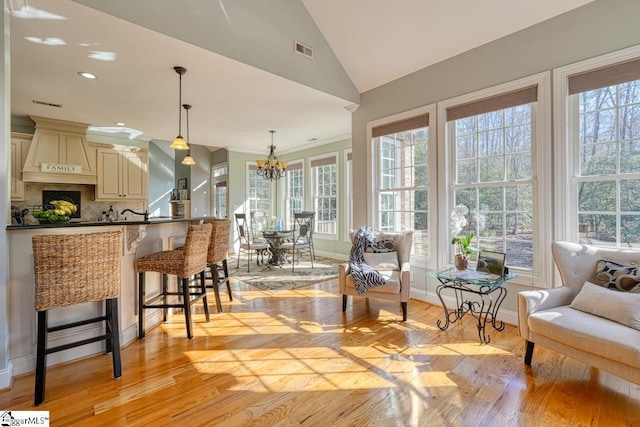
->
9;0;593;154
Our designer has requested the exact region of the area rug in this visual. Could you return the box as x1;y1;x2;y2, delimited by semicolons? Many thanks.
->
229;255;344;291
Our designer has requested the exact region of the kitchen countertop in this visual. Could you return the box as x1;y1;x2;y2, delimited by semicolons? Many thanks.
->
6;216;209;230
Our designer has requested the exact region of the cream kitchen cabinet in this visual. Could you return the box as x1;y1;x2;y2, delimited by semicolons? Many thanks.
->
10;134;31;201
96;148;148;200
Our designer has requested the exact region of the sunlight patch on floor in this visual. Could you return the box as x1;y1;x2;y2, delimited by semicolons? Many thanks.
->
183;345;458;392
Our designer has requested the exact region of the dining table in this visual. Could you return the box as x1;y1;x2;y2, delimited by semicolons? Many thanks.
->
261;229;293;266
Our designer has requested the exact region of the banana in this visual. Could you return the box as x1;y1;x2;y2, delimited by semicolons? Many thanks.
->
51;200;77;215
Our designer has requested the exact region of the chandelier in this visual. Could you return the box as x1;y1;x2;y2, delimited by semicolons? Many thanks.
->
181;104;196;165
170;66;190;150
256;130;287;180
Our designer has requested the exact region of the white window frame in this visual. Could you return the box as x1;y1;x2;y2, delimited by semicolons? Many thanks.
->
437;72;551;289
246;161;273;217
344;149;352;242
284;159;305;229
211;163;228;219
366;104;437;269
554;45;640;246
310;152;339;240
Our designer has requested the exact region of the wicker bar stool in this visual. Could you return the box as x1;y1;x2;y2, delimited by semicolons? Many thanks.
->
204;218;232;312
32;231;123;406
137;223;212;339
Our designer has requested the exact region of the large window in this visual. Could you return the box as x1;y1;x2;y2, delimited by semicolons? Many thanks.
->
557;50;640;248
372;114;429;257
440;73;550;284
311;154;338;236
448;89;535;268
247;164;272;216
284;161;304;229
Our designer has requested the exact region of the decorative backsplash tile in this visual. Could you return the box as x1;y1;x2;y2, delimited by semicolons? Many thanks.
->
12;183;145;222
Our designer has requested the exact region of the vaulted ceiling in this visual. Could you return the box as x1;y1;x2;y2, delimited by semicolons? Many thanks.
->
9;0;593;154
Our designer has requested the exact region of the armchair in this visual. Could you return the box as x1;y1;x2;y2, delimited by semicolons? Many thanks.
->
339;229;413;321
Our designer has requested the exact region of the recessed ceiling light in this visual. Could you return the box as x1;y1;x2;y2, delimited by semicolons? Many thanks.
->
78;71;97;80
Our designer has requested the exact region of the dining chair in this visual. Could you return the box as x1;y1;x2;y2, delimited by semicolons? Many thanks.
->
281;211;315;271
235;213;269;272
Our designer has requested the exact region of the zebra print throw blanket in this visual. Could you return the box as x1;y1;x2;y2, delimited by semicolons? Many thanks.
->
349;226;389;294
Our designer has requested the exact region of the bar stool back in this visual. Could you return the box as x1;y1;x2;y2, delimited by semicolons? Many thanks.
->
203;218;231;312
137;223;212;339
32;230;123;406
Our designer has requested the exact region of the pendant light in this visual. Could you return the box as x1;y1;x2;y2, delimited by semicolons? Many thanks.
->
170;66;190;150
181;104;196;165
255;130;287;180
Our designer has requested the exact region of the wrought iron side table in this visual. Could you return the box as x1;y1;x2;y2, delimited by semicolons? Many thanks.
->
429;268;515;344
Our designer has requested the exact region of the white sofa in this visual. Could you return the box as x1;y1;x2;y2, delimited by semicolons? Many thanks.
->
518;241;640;385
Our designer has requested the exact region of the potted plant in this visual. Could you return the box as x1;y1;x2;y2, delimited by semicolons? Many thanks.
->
450;205;479;270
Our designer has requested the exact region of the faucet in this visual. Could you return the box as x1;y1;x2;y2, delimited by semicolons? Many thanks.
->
120;209;149;221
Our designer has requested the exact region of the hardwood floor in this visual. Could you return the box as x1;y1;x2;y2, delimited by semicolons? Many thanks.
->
1;278;639;426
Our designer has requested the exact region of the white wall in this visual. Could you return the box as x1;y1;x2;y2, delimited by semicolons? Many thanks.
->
148;141;174;217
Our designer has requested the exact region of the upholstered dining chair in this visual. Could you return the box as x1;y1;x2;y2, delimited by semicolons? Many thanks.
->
235;213;269;272
339;229;413;321
281;211;315;271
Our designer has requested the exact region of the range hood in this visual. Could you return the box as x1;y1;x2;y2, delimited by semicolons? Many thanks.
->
22;116;97;185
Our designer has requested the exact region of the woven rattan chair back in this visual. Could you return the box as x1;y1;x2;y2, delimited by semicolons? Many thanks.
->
180;223;212;277
203;218;231;264
33;231;123;312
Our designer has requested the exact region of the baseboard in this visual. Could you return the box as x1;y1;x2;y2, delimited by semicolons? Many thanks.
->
0;361;13;389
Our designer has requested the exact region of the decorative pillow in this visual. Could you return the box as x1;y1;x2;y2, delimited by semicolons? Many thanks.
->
594;259;640;292
570;281;640;330
366;234;395;253
363;251;399;271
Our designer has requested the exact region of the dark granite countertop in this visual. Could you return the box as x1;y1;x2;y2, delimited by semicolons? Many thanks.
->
6;217;209;230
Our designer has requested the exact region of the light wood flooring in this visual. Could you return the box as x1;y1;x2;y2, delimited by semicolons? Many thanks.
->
1;278;639;426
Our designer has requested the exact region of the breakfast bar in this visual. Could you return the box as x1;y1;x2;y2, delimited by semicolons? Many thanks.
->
6;217;207;376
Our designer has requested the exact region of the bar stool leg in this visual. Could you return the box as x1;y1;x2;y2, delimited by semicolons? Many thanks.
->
34;311;47;406
210;264;223;313
200;271;211;321
162;273;168;322
181;277;193;339
223;259;232;301
107;298;122;378
138;272;146;339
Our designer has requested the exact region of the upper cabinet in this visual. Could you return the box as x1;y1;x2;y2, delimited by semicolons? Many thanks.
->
22;116;96;185
10;133;31;201
96;148;148;201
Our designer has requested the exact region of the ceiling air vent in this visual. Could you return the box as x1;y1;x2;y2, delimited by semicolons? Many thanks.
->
294;40;313;59
32;99;62;108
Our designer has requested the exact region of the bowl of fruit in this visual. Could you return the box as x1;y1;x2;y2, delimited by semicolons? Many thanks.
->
31;200;78;224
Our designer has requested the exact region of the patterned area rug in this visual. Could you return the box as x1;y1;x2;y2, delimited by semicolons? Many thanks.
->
229;255;343;291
